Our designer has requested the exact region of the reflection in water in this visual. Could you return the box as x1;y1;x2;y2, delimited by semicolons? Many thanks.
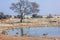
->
4;27;60;37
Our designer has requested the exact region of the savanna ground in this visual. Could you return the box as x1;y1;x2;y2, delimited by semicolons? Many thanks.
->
0;18;60;40
0;18;60;28
0;34;60;40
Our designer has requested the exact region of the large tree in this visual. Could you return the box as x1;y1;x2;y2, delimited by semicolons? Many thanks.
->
10;0;39;23
10;0;39;36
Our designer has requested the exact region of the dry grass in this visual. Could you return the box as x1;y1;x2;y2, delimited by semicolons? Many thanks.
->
0;18;60;29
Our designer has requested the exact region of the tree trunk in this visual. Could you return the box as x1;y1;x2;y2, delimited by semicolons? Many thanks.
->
20;28;23;36
20;13;23;36
20;13;23;23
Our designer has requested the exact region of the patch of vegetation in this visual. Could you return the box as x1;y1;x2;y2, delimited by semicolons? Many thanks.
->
32;14;43;18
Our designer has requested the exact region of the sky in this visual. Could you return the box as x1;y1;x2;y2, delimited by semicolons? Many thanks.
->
0;0;60;16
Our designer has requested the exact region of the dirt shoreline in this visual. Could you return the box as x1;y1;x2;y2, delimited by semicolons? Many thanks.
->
0;35;60;40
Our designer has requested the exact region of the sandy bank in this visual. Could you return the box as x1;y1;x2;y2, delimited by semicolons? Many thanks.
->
0;35;60;40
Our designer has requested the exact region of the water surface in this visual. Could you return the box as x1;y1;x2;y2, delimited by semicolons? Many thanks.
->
6;27;60;37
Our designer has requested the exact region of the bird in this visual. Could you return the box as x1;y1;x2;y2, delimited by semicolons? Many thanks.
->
43;33;48;38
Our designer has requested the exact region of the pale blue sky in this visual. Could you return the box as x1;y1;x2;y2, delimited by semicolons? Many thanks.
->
0;0;60;16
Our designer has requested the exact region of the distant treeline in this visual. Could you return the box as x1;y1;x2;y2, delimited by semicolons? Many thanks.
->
0;12;11;19
0;12;23;19
0;12;54;19
32;14;53;18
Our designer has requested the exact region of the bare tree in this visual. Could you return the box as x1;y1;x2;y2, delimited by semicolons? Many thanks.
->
10;0;39;23
10;0;39;36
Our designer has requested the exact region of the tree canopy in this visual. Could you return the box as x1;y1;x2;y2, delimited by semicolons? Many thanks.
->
10;0;39;22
